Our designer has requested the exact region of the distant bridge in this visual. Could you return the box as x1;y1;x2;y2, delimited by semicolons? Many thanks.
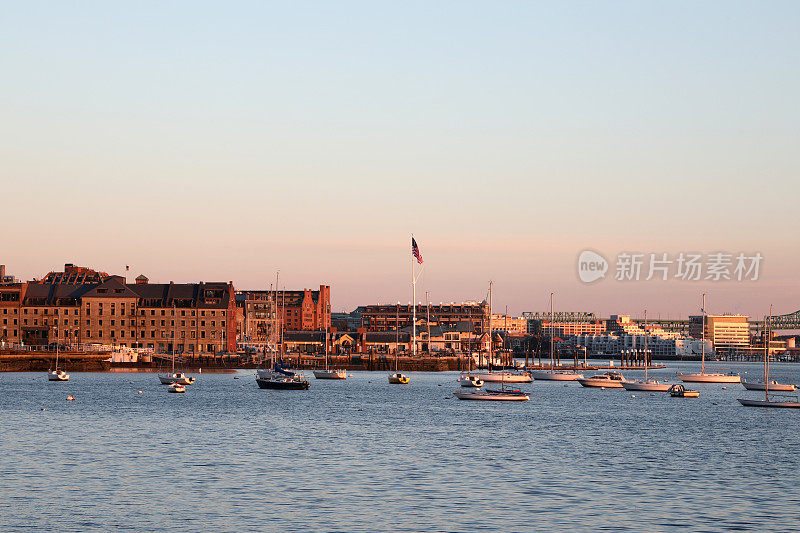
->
751;310;800;331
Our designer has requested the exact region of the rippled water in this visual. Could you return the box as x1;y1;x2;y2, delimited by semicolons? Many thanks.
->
1;361;798;532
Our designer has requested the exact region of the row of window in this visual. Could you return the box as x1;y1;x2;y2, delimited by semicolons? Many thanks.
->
84;330;224;339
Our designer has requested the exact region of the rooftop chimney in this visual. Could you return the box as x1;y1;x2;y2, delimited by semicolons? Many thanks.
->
0;264;5;280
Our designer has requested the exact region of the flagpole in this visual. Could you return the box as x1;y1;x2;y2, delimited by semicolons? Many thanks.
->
412;235;416;357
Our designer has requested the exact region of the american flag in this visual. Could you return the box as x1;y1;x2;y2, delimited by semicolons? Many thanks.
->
412;237;423;264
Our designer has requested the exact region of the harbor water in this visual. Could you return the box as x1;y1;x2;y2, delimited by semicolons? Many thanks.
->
1;361;798;532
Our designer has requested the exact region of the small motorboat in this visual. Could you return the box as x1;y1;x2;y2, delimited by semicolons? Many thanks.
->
578;371;626;388
741;380;796;392
388;372;410;385
167;383;186;393
159;372;195;385
668;384;699;398
453;388;529;401
313;369;348;380
457;374;484;388
48;370;70;382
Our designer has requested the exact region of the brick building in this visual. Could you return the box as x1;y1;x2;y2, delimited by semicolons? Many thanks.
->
236;285;332;347
0;264;236;355
361;302;489;334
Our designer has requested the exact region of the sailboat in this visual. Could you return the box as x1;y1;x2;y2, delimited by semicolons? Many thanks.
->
457;353;483;387
623;310;670;392
742;310;796;391
314;328;347;380
47;324;69;382
738;307;800;408
455;282;529;401
388;344;409;384
159;304;195;385
256;275;310;390
677;293;740;383
467;282;531;384
530;292;583;381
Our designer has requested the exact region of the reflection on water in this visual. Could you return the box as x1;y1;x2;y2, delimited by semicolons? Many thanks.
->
1;361;798;532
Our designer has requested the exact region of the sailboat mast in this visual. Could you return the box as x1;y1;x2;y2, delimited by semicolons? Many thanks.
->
701;293;706;374
426;291;431;355
488;281;493;368
766;304;773;400
172;303;176;373
549;292;554;369
644;309;648;381
504;305;508;367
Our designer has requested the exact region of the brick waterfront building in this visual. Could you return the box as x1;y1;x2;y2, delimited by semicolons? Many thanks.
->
0;264;236;355
360;302;489;334
236;286;332;348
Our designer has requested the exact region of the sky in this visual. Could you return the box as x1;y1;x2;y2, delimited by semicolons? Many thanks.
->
2;1;799;319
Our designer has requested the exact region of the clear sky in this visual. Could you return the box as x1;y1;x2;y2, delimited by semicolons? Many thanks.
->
2;1;799;319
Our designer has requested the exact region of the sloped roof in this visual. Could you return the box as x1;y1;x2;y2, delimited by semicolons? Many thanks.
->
82;278;140;299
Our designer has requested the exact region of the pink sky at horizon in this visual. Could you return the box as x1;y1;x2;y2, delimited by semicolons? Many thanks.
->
2;2;799;320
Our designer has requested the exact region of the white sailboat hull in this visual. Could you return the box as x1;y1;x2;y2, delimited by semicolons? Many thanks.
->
530;370;583;381
313;369;347;380
741;380;796;392
159;373;195;385
622;380;671;392
48;370;70;382
678;373;740;383
578;378;625;388
453;390;529;401
469;372;532;383
458;376;484;387
738;398;800;408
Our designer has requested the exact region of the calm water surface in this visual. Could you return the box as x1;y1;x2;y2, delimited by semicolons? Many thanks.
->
1;361;798;532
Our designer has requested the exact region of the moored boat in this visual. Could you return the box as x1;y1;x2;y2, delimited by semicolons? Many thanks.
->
158;372;195;385
256;375;310;390
48;369;70;382
668;384;699;398
314;327;347;380
453;388;529;401
167;383;186;393
741;380;796;392
622;379;671;392
678;371;740;384
738;306;800;408
737;397;800;408
578;371;626;388
458;374;484;388
529;369;583;381
678;294;739;384
468;371;532;383
313;369;348;380
388;372;410;385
